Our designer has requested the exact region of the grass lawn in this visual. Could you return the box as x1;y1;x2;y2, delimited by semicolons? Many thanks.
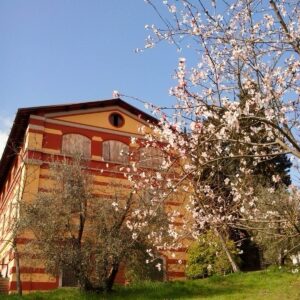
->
2;268;300;300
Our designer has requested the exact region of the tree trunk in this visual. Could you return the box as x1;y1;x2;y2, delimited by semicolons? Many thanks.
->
13;241;22;296
278;251;285;266
214;228;240;273
104;263;119;293
78;274;93;292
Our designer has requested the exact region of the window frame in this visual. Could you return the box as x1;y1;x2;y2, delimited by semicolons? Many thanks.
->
102;140;129;164
138;147;164;169
61;133;91;158
108;112;125;128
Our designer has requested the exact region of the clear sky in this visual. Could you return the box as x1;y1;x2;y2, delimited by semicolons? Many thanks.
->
0;0;181;154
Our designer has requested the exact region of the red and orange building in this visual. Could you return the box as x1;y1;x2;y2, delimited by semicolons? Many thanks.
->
0;99;188;294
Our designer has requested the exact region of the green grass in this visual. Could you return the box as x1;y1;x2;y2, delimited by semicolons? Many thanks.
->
2;268;300;300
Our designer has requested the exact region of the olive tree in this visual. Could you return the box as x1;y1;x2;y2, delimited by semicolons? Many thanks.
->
24;154;170;292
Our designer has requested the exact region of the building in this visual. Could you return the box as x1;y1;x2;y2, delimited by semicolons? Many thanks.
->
0;99;187;294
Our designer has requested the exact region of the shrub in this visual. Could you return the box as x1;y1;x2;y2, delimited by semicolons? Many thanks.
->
186;231;239;278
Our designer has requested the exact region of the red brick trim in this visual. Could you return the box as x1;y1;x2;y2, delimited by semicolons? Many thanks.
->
9;280;59;291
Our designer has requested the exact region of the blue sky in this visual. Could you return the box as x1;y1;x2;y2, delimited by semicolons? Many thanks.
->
0;1;297;185
0;0;181;153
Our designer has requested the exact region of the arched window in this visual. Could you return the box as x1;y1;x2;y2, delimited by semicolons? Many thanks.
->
62;134;91;158
102;140;129;163
139;147;163;169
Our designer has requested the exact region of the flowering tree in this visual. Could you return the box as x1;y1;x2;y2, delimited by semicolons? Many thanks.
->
142;0;300;168
123;0;300;271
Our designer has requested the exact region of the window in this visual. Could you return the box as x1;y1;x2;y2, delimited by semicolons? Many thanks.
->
139;147;163;169
109;113;124;128
8;203;12;226
2;213;5;236
62;134;91;158
103;140;129;163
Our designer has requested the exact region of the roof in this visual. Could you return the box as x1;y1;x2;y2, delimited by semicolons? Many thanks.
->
0;98;158;191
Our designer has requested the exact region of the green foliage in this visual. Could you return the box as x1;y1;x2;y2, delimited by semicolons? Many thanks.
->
125;254;164;283
125;246;164;283
186;231;239;279
245;185;300;267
